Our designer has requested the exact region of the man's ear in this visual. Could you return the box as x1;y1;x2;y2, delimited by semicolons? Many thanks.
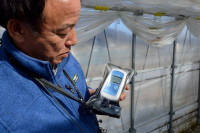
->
7;19;24;44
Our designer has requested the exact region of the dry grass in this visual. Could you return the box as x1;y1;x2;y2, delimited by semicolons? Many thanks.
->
180;125;200;133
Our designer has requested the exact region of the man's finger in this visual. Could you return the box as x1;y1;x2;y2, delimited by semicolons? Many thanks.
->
89;88;96;96
125;85;129;90
120;92;126;101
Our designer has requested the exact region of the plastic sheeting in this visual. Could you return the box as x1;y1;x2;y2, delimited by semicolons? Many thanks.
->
120;13;186;47
74;22;200;132
187;17;200;38
76;9;118;44
82;0;200;17
76;8;200;47
1;8;199;47
73;22;200;78
73;20;133;79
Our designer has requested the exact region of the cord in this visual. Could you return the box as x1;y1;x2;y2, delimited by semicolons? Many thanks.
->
34;78;85;133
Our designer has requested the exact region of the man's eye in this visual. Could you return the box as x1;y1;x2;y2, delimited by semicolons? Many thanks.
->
58;33;67;38
56;27;73;38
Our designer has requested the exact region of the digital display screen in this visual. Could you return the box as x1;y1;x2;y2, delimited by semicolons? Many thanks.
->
111;75;122;85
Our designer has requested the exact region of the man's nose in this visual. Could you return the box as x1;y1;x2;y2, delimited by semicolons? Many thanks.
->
65;28;77;46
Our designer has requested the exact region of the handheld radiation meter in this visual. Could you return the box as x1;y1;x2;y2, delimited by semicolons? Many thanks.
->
100;68;127;101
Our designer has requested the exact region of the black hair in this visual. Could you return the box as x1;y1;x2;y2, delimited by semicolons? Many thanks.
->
0;0;45;32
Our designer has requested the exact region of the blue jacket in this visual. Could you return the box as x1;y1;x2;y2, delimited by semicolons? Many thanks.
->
0;31;99;133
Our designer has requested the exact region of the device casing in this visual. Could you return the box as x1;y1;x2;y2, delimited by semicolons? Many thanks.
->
100;68;127;101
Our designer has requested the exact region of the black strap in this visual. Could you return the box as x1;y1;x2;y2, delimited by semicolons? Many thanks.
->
34;76;108;115
34;77;85;104
35;77;85;133
63;69;85;102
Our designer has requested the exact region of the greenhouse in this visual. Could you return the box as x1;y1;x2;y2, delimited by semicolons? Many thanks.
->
1;0;200;132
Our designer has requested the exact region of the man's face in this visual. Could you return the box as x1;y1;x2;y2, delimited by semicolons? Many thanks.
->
21;0;81;65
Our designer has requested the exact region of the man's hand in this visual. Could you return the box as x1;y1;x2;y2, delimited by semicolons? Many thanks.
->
88;85;129;101
88;88;96;96
119;85;129;101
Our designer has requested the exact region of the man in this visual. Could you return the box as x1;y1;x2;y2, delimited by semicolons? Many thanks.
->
0;0;128;132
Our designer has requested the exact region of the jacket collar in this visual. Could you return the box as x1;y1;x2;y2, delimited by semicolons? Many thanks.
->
1;31;70;81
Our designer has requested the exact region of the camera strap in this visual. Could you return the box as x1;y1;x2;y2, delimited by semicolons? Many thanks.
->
63;69;85;102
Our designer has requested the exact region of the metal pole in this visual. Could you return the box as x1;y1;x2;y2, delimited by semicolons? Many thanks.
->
86;36;96;78
169;40;177;133
197;62;200;125
104;29;111;63
130;34;136;133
